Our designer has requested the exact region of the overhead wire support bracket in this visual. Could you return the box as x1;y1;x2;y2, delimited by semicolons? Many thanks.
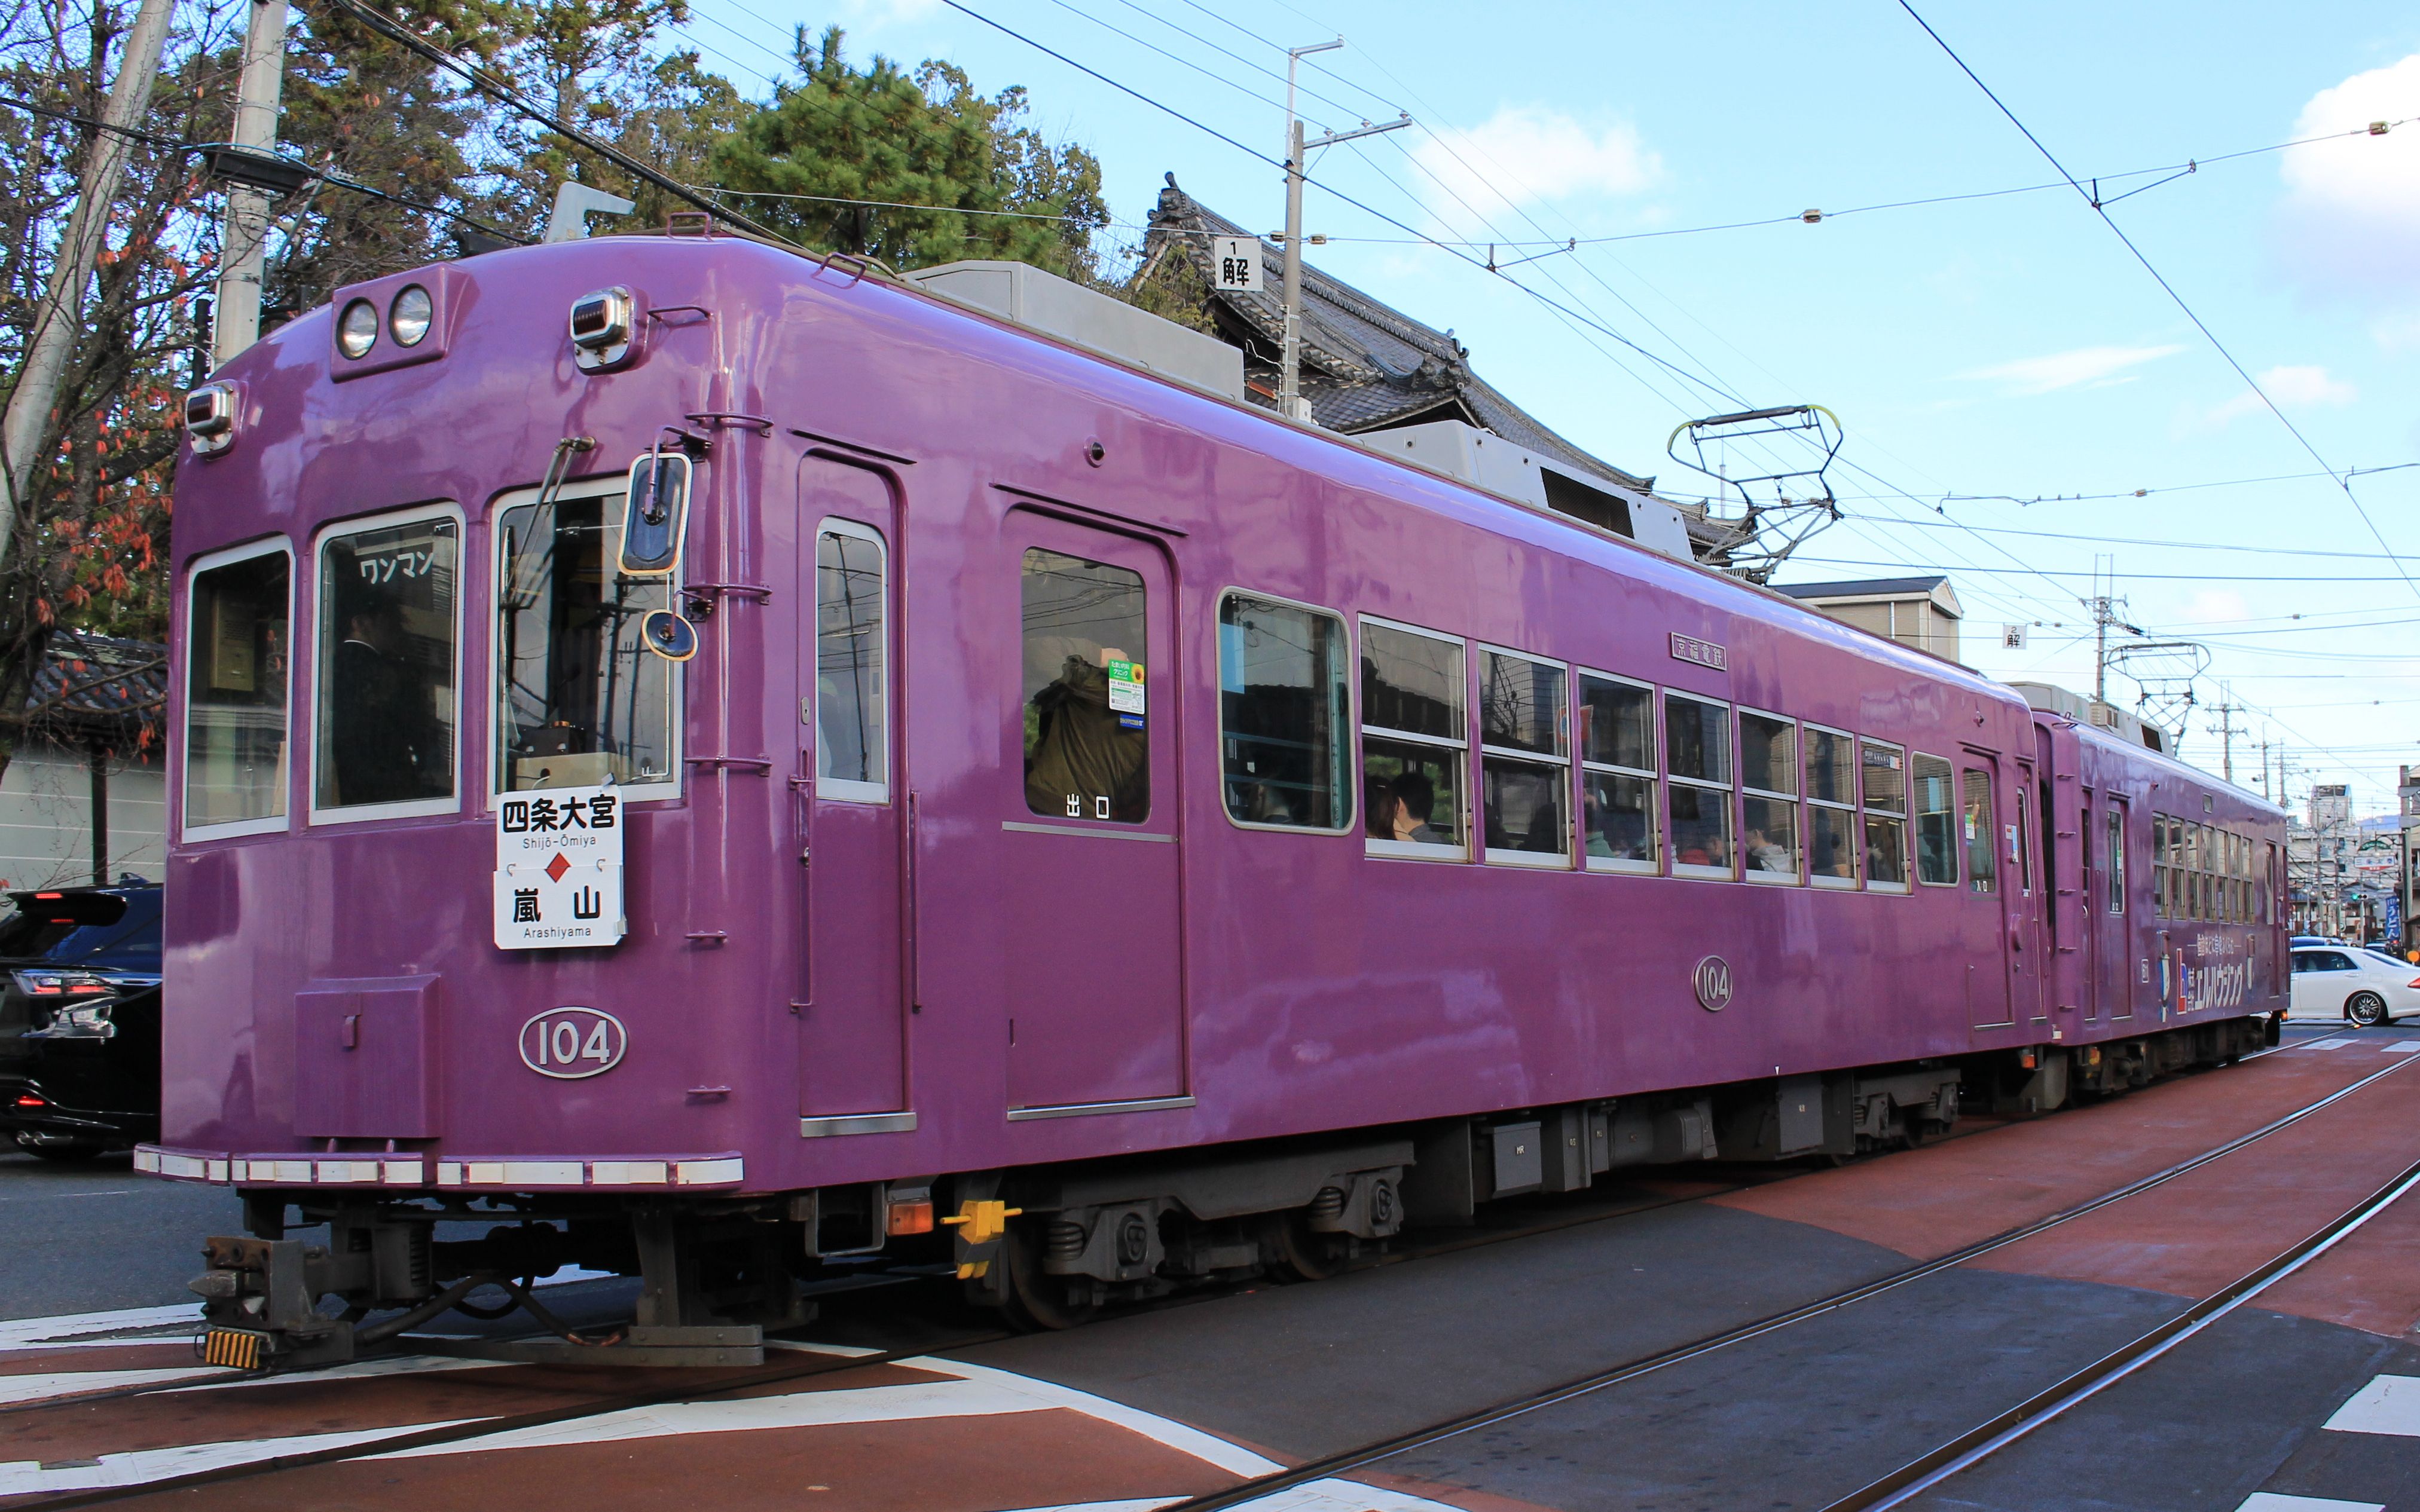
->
1485;238;1576;273
2088;161;2196;210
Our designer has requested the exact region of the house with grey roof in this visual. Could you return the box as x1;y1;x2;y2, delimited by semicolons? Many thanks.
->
1138;177;1750;567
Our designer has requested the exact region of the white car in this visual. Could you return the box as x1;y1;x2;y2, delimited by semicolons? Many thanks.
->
2288;946;2420;1026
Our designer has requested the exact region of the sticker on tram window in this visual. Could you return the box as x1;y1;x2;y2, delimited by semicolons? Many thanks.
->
1107;659;1145;730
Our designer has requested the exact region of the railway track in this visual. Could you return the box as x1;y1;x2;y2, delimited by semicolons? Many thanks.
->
1156;1039;2413;1512
7;1030;2360;1511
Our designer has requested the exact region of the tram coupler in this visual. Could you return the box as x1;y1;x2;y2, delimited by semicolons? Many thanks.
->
190;1236;357;1370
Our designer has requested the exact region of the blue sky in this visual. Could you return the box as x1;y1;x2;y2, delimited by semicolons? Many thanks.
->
681;0;2420;812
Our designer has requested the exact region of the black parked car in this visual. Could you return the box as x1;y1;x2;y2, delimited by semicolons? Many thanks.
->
0;881;161;1159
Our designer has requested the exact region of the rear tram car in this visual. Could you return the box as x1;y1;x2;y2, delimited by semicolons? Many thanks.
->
149;229;2287;1363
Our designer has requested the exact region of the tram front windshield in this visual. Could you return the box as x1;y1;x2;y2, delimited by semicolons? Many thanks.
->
496;486;676;792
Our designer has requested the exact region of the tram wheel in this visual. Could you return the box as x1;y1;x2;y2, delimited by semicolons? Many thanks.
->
1001;1221;1099;1332
1268;1211;1346;1283
2348;993;2388;1029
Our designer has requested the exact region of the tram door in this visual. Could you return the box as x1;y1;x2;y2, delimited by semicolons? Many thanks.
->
2010;757;2047;1024
999;510;1185;1112
1961;749;2017;1029
795;459;909;1120
2100;795;2134;1019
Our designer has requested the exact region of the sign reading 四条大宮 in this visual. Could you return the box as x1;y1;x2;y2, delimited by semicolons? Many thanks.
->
494;782;626;950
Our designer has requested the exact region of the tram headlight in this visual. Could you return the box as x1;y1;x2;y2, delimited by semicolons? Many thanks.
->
336;298;380;359
569;286;634;371
184;382;239;456
387;284;433;347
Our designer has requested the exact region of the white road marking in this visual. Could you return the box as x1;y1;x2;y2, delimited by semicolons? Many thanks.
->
2301;1038;2357;1051
0;1303;196;1351
2383;1041;2420;1054
0;1422;483;1496
2236;1496;2386;1512
173;1354;511;1392
0;1366;227;1406
2323;1374;2420;1436
1222;1482;1475;1511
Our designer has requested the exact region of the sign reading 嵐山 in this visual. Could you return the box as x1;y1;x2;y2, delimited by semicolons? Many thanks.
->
494;782;626;950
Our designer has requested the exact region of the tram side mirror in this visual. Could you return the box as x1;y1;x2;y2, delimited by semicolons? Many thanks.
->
619;451;691;576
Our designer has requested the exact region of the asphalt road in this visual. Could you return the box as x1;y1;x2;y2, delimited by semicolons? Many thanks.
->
0;1146;242;1320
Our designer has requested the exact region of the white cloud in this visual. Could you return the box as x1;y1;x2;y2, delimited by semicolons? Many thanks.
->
2276;53;2420;293
2204;363;2357;427
1410;105;1659;227
1958;344;2186;396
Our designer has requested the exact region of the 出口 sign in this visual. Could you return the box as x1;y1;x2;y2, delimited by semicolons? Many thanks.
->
494;782;626;950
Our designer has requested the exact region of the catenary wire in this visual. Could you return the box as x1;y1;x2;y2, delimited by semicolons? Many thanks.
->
1893;0;2418;606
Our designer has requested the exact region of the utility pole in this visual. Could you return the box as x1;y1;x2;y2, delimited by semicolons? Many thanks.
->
0;0;177;567
2209;685;2242;785
213;0;291;368
1277;39;1407;424
2087;555;2123;703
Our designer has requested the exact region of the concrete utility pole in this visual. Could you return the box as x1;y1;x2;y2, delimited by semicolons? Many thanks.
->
213;0;291;368
1276;39;1406;425
0;0;177;567
2209;687;2242;785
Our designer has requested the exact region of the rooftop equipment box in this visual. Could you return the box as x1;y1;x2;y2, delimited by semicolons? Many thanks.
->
905;260;1246;403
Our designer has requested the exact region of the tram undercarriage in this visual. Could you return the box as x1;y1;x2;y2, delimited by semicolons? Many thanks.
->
188;1011;2282;1370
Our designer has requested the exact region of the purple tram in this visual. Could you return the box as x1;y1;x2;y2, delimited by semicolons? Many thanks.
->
146;230;2287;1364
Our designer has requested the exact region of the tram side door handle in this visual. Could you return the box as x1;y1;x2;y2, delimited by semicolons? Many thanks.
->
789;774;812;862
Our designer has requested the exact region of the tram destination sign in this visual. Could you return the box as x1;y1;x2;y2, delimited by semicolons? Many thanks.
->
494;781;626;950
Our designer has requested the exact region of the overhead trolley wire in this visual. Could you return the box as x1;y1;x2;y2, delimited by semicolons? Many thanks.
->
1894;0;2419;607
317;0;790;244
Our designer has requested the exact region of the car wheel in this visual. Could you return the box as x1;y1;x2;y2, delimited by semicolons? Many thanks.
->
2348;992;2388;1029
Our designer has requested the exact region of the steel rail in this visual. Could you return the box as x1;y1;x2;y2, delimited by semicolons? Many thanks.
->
1152;1045;2412;1512
1824;1146;2420;1507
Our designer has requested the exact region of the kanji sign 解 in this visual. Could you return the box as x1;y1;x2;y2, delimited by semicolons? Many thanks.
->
494;782;625;950
1212;235;1263;293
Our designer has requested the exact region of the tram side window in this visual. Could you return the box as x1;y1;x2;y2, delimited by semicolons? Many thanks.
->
1962;768;1997;893
315;513;458;813
496;484;678;798
815;524;888;800
1361;620;1466;856
2158;813;2178;919
1862;739;1909;892
1022;549;1148;823
1665;691;1732;877
1805;725;1856;887
1738;711;1799;883
185;547;291;830
1912;754;1957;886
1579;673;1656;872
2106;803;2126;913
1217;593;1349;830
1479;648;1569;864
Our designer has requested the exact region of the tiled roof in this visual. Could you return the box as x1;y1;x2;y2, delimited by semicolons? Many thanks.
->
29;630;166;730
1145;177;1655;492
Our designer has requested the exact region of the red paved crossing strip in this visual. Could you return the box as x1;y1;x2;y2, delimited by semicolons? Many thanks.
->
1709;1044;2406;1262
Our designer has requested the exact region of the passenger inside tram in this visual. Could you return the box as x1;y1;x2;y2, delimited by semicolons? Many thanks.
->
328;592;441;806
1743;825;1794;874
1383;770;1450;845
